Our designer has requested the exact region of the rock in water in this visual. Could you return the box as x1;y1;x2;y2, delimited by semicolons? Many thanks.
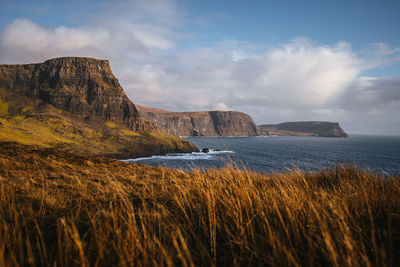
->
201;148;210;153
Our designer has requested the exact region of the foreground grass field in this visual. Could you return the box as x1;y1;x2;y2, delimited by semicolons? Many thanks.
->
0;142;399;266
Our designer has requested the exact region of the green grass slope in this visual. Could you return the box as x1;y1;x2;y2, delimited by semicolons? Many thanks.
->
0;91;198;158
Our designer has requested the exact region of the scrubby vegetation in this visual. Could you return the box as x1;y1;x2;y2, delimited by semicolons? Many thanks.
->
0;142;399;266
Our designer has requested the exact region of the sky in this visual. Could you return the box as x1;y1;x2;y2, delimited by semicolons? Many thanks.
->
0;0;399;135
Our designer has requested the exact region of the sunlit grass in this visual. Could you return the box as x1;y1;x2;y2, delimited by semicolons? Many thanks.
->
0;112;197;158
0;91;198;158
0;142;399;266
0;98;8;116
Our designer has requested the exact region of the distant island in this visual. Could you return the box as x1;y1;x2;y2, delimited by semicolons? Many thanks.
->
136;105;262;137
259;121;348;137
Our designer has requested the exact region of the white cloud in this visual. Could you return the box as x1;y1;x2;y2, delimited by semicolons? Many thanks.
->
253;39;362;107
0;19;106;62
368;42;400;56
132;39;364;113
213;102;229;111
340;76;400;110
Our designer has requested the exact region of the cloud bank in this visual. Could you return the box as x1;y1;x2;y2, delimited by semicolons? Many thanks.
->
0;0;399;134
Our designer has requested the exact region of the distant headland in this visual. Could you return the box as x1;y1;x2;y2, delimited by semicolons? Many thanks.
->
259;121;348;137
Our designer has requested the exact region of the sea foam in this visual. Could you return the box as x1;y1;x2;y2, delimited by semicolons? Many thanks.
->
122;149;235;162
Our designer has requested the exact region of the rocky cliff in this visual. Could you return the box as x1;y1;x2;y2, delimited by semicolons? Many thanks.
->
0;57;198;157
137;105;262;136
259;121;348;137
0;57;149;130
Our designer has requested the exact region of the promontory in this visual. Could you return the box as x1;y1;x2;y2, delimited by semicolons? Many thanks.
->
259;121;348;137
0;57;198;158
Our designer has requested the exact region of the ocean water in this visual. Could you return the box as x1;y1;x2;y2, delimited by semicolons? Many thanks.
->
123;135;400;175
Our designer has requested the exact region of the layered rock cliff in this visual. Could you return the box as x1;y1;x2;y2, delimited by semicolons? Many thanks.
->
259;121;348;137
0;57;149;131
0;57;198;157
137;105;262;136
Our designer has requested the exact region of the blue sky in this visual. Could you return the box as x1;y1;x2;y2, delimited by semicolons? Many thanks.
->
0;0;400;134
183;1;399;48
2;0;399;54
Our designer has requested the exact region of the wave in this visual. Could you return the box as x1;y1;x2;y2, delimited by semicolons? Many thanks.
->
122;149;235;162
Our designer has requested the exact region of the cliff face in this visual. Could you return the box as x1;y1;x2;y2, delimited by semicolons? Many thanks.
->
0;57;147;130
259;121;348;137
0;57;198;157
137;105;262;136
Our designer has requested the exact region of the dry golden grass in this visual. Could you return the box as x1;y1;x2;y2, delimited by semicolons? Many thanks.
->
0;142;399;266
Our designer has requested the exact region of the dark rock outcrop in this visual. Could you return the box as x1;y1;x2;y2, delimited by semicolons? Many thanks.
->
259;121;348;137
137;105;262;137
201;148;210;153
0;57;148;131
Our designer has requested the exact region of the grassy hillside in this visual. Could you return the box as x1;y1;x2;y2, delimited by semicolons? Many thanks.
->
0;91;198;158
0;142;399;266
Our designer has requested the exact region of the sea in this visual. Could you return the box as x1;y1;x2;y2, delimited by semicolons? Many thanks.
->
123;135;400;175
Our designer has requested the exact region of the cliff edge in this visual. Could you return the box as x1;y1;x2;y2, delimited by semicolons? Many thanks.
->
0;57;147;130
137;105;262;137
